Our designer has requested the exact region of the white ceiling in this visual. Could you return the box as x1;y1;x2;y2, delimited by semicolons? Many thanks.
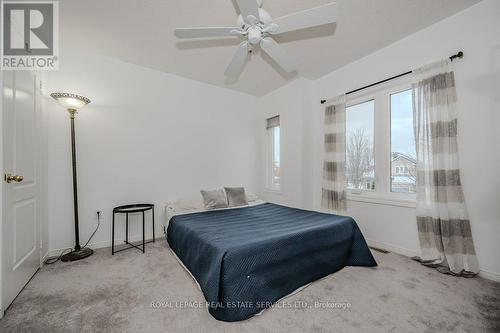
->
60;0;481;96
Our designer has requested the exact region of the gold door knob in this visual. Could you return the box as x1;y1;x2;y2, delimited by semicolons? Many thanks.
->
4;174;23;183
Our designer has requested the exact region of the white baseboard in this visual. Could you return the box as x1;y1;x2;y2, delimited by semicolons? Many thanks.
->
47;232;166;258
41;251;50;266
366;239;419;258
366;239;500;283
479;269;500;282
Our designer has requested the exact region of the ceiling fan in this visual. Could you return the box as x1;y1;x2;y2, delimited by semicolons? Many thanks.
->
174;0;338;78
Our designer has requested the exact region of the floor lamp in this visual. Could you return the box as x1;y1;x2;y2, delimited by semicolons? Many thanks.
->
50;92;93;262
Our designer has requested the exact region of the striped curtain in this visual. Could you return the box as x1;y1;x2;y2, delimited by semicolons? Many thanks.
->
412;61;479;276
321;96;347;212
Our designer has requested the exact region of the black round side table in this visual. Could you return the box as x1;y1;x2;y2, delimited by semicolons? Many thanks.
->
112;204;155;255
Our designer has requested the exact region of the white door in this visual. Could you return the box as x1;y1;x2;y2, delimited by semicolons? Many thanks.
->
1;70;41;313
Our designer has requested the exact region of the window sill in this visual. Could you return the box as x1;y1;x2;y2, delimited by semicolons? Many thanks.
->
347;193;416;208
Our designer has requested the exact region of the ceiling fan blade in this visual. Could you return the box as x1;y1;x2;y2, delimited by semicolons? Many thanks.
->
174;27;240;39
225;42;250;77
236;0;260;24
269;3;338;35
260;37;296;73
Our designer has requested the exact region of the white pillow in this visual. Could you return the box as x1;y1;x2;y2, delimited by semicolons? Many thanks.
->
246;193;259;202
200;189;229;209
224;187;248;207
167;192;259;212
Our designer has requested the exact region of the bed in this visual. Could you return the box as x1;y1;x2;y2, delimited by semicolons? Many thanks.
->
166;201;377;322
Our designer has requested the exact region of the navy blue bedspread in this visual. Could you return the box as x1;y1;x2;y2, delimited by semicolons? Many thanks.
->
167;203;376;321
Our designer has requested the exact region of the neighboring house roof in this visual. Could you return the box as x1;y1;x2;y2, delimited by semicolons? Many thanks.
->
392;176;416;184
392;152;416;164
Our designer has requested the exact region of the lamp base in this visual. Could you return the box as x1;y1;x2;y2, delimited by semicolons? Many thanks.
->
61;247;93;262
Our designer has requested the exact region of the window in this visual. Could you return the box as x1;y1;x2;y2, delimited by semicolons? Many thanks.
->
346;100;375;191
266;115;280;190
343;82;416;202
390;89;416;193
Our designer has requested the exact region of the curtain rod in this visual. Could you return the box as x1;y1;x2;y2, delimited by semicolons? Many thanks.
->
320;51;464;105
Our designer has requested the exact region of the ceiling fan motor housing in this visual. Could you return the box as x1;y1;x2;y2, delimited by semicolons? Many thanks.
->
248;27;262;44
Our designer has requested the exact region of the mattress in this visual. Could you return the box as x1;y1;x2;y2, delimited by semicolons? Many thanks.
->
167;203;377;322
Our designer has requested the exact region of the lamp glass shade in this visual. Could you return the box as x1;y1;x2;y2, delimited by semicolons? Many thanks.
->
50;93;91;110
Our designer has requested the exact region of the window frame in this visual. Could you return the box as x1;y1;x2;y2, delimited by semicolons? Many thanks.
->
389;86;417;196
345;81;416;206
265;121;281;192
345;98;376;193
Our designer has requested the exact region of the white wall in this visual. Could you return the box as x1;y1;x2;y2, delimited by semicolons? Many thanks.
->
44;48;260;252
260;0;500;280
257;78;313;208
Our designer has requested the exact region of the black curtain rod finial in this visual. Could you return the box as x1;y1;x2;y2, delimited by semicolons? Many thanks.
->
449;51;464;62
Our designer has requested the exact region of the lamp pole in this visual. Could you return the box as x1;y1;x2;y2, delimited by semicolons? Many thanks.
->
69;109;80;251
60;108;93;261
50;93;93;262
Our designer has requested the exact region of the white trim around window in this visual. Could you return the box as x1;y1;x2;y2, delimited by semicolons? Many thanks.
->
344;80;416;206
265;118;281;192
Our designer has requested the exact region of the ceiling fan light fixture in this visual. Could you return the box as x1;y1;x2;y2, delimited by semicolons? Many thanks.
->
248;27;262;44
174;0;338;78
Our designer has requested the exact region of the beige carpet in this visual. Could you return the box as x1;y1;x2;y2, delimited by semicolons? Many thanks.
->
1;240;499;333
